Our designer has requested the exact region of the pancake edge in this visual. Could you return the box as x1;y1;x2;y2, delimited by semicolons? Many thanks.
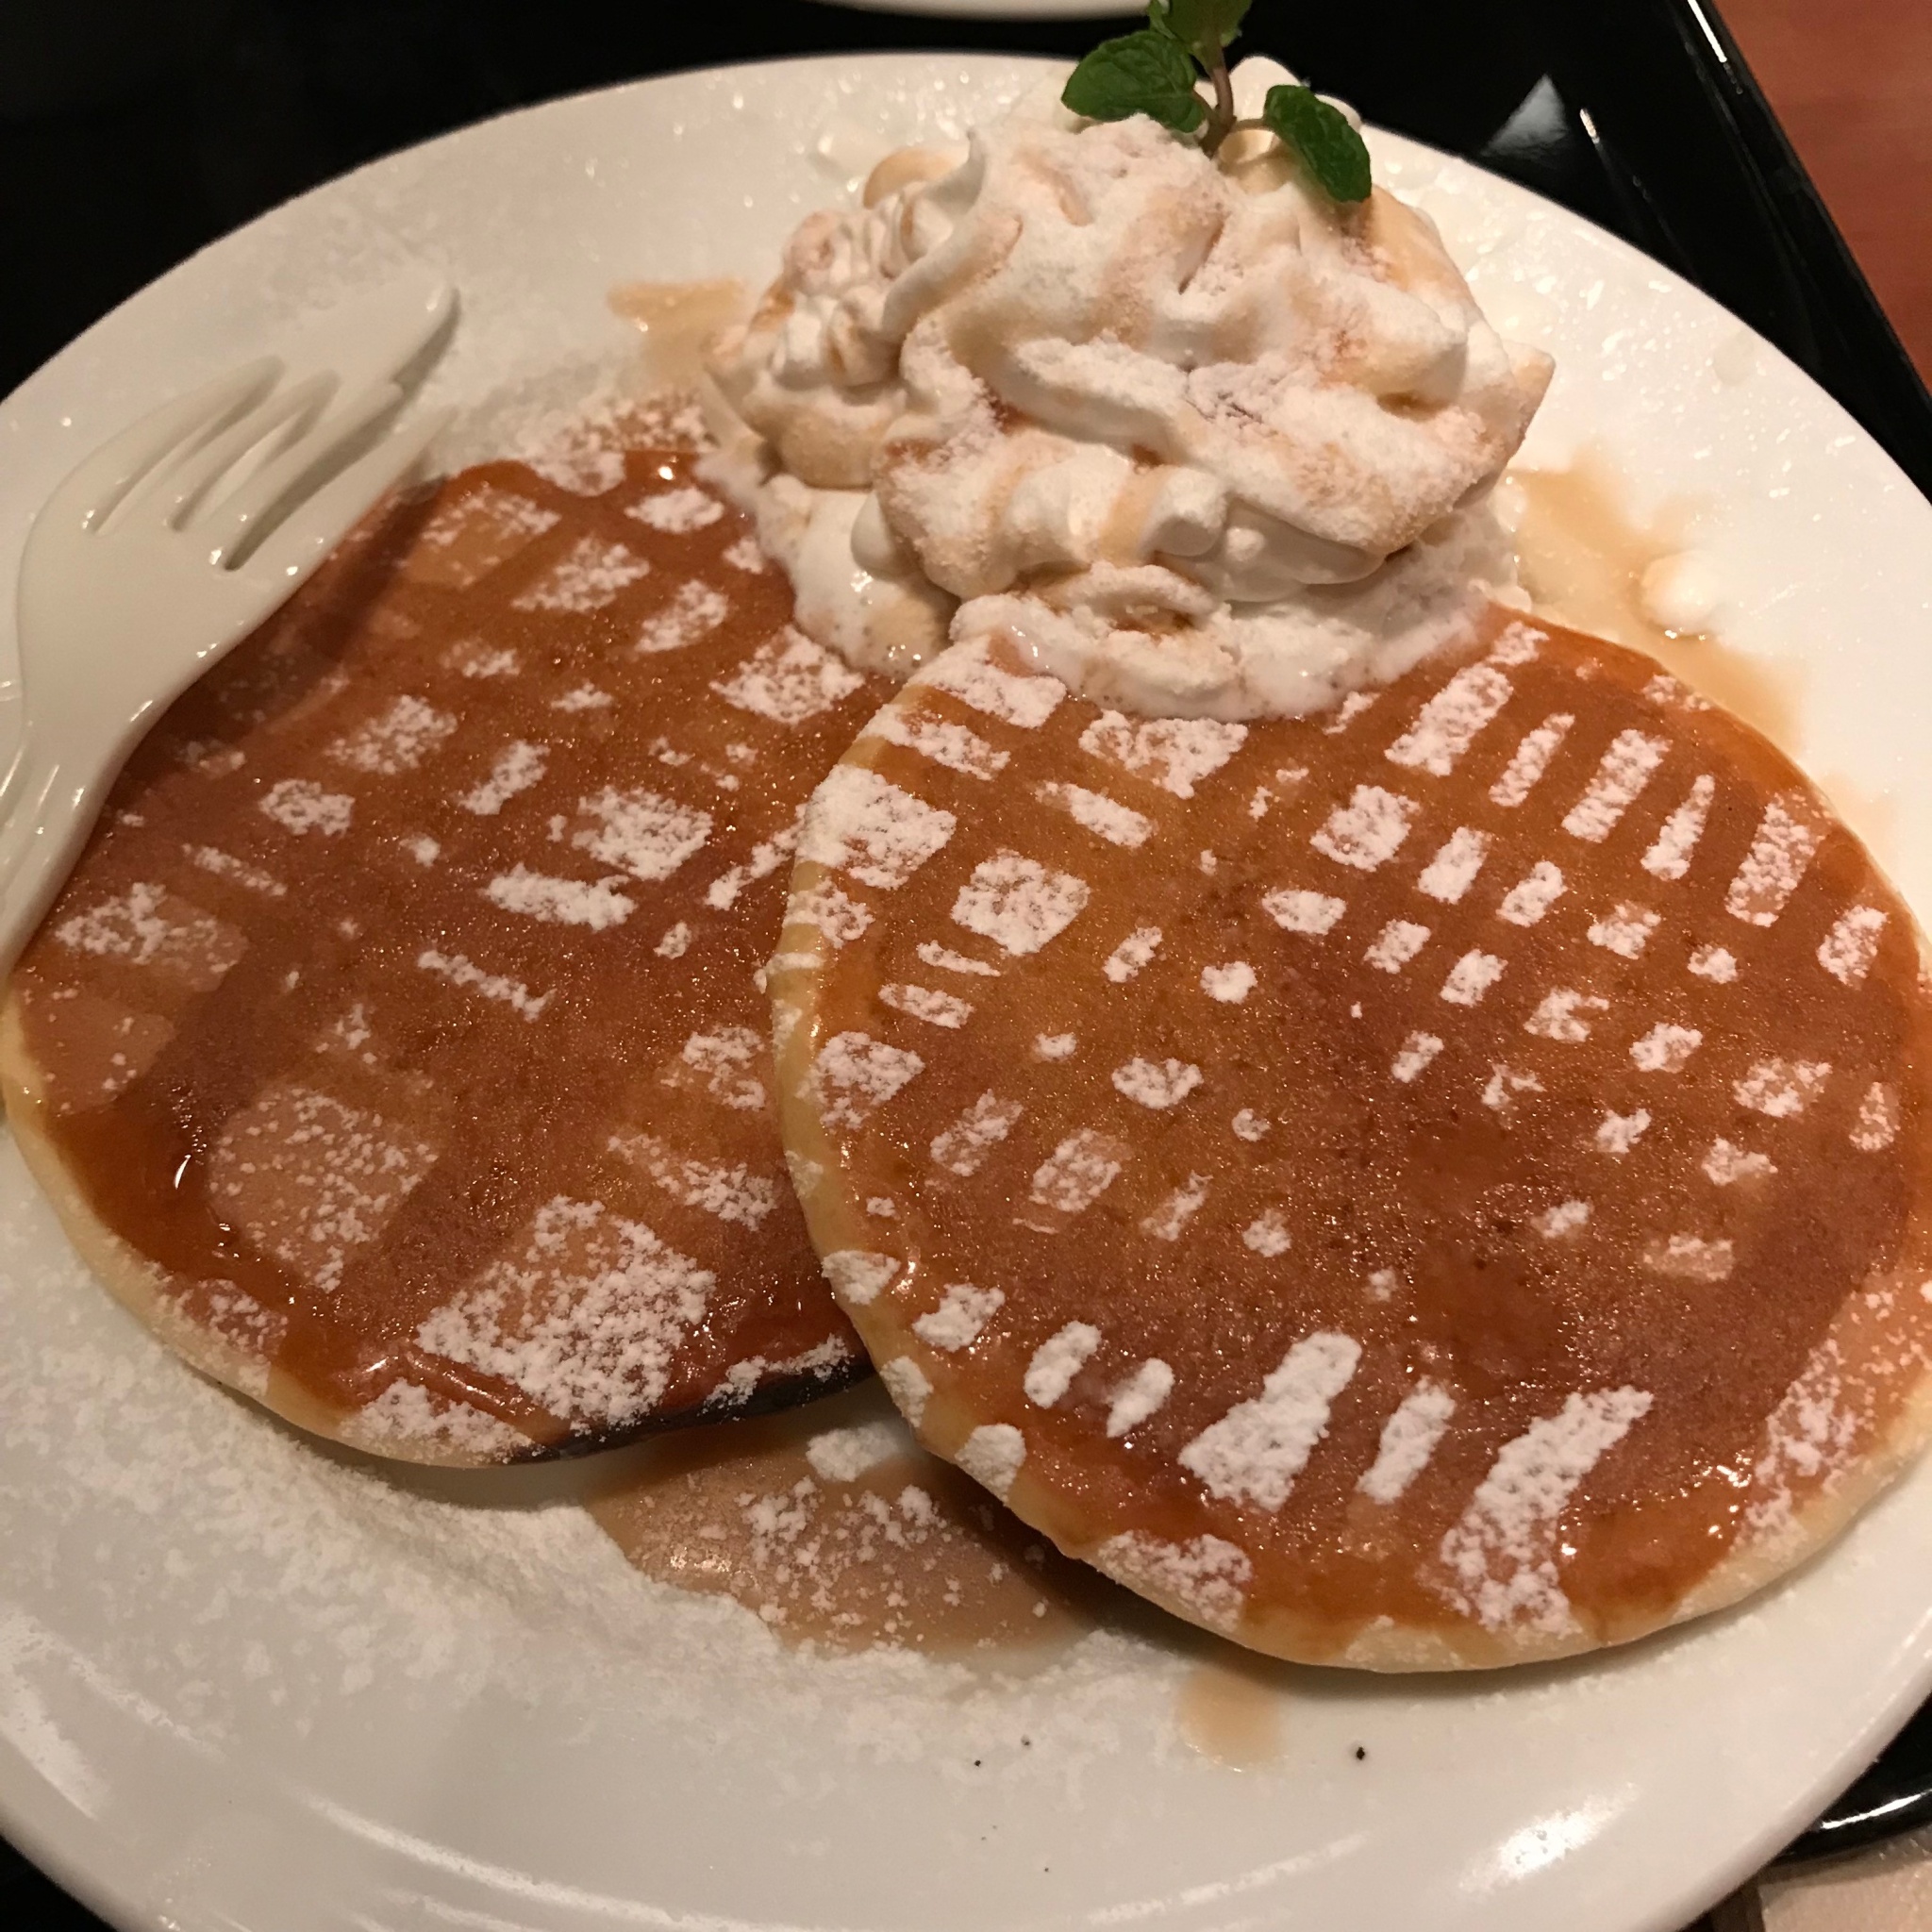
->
0;991;870;1469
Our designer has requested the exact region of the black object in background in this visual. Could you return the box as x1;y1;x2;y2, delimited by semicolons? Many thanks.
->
3;2;1932;1927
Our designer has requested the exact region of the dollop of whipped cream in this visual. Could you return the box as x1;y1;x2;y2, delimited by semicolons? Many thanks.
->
702;60;1553;718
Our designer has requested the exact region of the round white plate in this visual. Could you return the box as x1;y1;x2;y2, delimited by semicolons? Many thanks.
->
5;52;1932;1932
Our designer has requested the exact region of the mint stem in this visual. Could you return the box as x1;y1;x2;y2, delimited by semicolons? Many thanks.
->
1201;51;1236;156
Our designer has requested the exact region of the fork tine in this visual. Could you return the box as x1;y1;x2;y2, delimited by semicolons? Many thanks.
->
241;407;452;588
51;358;282;532
199;378;403;565
139;371;338;532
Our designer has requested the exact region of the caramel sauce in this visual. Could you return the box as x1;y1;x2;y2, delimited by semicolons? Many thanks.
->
608;280;748;391
6;425;888;1460
587;1379;1121;1657
1174;1657;1289;1768
1510;453;1804;751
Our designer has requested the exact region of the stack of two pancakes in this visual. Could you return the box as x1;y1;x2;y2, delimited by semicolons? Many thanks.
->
11;405;1932;1670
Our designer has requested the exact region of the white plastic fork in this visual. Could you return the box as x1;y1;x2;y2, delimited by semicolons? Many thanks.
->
0;280;459;972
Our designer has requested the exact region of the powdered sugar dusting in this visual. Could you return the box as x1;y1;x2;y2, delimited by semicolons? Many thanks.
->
951;853;1090;957
956;1424;1025;1500
1178;1333;1361;1511
1261;888;1345;935
1561;730;1668;842
1587;904;1659;958
1365;920;1430;973
922;640;1064;729
1735;1058;1831;1118
1103;927;1163;983
930;1093;1024;1177
417;1197;709;1428
807;1032;924;1129
259;779;354;838
1819;905;1888;986
1106;1360;1174;1437
637;580;730;655
571;787;711;882
820;1251;901;1307
1497;860;1565;926
1111;1058;1203;1110
609;1131;780;1230
1629;1023;1701;1073
1027;1128;1128;1218
1384;663;1513;776
1417;826;1491;904
1489;712;1573;808
865;708;1008;781
1642;775;1715;881
800;765;957;891
1035;781;1153;848
1439;1388;1652;1633
460;741;548;816
484;866;634;930
1357;1381;1457;1504
1024;1324;1103;1407
512;535;650;612
712;627;864;725
912;1283;1004;1352
1311;785;1420;872
847;1371;933;1465
879;983;974;1030
1725;796;1820;926
1078;714;1246;798
328;695;458;775
1093;1534;1250;1633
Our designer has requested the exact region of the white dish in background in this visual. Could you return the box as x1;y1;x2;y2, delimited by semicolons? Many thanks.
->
3;52;1932;1932
809;0;1134;16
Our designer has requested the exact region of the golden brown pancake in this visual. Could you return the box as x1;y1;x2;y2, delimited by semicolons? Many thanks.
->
3;408;891;1465
770;610;1932;1668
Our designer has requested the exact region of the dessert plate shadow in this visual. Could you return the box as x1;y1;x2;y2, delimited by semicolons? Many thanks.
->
3;51;1932;1932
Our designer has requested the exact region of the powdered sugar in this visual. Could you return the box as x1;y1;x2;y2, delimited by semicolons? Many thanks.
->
930;1092;1024;1177
800;765;957;890
1178;1333;1362;1511
484;865;635;930
1357;1382;1457;1505
1439;1389;1652;1634
460;741;548;815
572;786;712;882
1024;1324;1102;1407
259;778;354;838
951;853;1090;956
418;1197;710;1427
912;1283;1004;1351
713;627;864;725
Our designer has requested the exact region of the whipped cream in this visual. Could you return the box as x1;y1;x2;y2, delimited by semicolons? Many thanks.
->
703;60;1552;717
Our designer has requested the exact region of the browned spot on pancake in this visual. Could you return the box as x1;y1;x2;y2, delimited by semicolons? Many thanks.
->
8;413;891;1463
771;610;1932;1667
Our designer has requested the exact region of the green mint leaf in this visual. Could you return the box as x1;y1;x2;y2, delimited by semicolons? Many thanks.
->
1063;31;1207;134
1148;0;1251;68
1262;84;1373;203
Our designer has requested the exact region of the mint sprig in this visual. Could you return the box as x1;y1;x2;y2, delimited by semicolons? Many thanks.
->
1061;0;1373;202
1061;31;1205;136
1262;85;1372;202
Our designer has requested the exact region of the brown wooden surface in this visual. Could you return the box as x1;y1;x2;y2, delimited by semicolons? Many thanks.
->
1720;0;1932;378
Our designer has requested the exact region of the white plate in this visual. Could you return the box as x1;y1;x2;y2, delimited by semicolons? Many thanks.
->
5;52;1932;1932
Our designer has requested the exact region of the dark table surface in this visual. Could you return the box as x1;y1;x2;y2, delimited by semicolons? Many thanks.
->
4;3;1931;1927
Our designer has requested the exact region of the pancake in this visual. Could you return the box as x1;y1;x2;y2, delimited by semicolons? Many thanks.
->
3;404;891;1465
768;609;1932;1668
